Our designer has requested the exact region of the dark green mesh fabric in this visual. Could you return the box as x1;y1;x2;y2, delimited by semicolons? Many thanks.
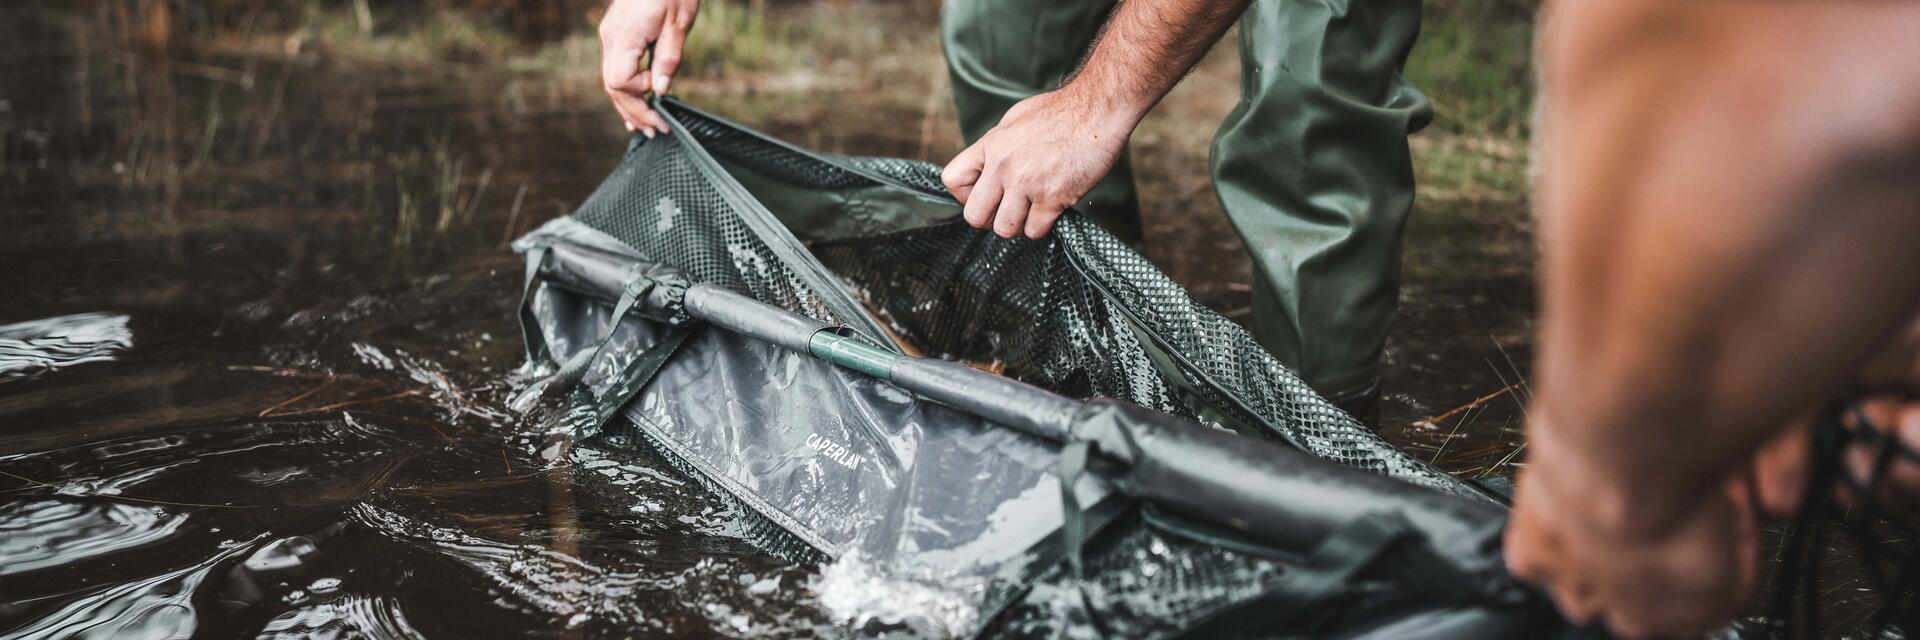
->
568;129;866;333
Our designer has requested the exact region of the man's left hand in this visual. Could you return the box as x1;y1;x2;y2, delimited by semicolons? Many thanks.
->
941;87;1138;240
1506;458;1762;639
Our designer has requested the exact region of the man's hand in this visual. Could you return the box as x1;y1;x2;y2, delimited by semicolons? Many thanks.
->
1506;436;1763;639
941;88;1137;240
1508;1;1920;636
1513;318;1920;640
600;0;699;138
937;0;1250;240
1510;322;1920;640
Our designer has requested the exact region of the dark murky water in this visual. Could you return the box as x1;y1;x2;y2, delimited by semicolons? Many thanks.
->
0;5;1550;638
0;7;845;637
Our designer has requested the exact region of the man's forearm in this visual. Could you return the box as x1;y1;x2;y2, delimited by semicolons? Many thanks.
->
1531;0;1920;536
1063;0;1252;124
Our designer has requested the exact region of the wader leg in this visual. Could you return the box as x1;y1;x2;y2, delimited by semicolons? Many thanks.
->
940;0;1143;243
1210;0;1432;410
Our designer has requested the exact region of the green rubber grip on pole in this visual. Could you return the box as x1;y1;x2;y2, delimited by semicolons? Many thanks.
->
809;330;900;380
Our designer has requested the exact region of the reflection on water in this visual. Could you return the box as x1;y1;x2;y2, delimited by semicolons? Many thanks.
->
0;501;185;576
0;313;134;382
8;538;256;640
0;4;855;637
254;594;425;639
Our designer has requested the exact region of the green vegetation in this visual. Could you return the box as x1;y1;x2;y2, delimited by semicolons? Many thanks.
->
101;0;1537;145
299;2;520;64
683;0;776;77
1407;0;1537;140
1401;0;1537;256
52;0;1540;263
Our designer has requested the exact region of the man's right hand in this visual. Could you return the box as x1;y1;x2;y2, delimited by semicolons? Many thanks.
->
600;0;699;138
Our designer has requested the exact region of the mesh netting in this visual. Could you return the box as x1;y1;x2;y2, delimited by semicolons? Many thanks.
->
556;100;1489;634
575;102;1472;497
570;131;863;333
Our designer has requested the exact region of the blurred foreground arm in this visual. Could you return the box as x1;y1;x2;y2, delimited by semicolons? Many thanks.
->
940;0;1249;239
599;0;699;137
1507;1;1920;637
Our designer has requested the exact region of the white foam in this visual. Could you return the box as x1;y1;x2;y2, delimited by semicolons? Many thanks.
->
813;551;979;638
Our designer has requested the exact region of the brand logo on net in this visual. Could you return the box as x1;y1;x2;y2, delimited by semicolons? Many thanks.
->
805;432;864;472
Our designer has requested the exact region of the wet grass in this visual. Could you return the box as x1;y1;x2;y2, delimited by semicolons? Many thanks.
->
174;0;821;81
1408;0;1537;140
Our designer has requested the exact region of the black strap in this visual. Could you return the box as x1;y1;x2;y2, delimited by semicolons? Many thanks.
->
1138;502;1301;562
968;498;1136;640
1768;396;1920;638
1058;440;1094;579
519;241;700;437
517;243;556;375
565;323;698;440
554;264;654;390
1050;439;1117;637
519;251;687;402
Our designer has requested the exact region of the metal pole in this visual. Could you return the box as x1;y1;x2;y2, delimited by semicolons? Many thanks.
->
537;242;1082;443
688;283;1081;443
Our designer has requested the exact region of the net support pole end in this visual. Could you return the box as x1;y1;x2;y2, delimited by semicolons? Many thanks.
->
808;330;901;380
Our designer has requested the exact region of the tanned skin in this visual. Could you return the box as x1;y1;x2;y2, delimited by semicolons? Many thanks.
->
599;0;699;138
1509;1;1920;637
939;0;1252;240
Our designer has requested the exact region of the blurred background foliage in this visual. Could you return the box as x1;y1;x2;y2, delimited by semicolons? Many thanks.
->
101;0;1535;138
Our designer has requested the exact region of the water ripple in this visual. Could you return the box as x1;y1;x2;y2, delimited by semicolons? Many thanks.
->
0;313;133;382
2;537;256;639
0;500;188;577
256;594;427;640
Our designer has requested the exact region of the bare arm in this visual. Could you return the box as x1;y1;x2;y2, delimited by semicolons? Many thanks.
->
1509;1;1920;636
1062;0;1251;125
941;0;1251;239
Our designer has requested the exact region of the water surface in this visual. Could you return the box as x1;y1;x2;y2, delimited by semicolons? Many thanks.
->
0;4;1549;637
0;8;837;637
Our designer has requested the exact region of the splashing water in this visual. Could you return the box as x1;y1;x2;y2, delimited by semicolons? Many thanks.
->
814;552;980;638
